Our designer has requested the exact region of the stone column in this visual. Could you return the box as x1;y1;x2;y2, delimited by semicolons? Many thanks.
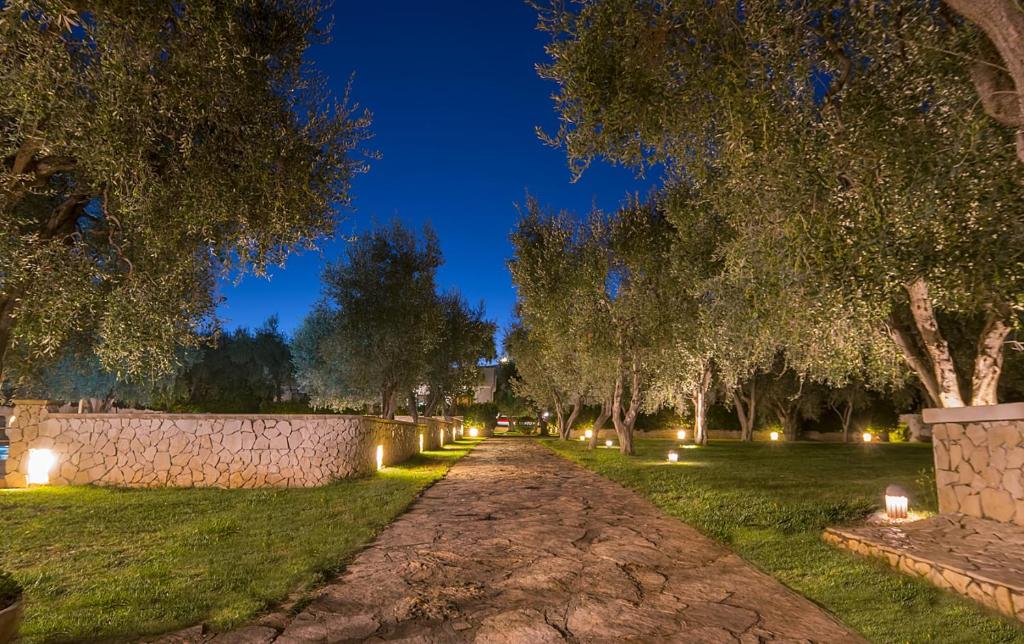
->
4;400;52;488
924;403;1024;526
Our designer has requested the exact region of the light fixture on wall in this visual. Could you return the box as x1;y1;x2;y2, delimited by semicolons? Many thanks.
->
677;429;686;441
469;427;479;438
376;445;384;471
439;430;445;447
27;448;56;485
885;484;909;520
862;432;873;443
667;450;679;463
769;431;780;442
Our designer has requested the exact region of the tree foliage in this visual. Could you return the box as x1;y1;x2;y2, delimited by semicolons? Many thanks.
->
0;1;371;382
534;0;1024;409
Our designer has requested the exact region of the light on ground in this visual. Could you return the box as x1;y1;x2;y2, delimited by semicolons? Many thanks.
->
769;431;780;441
667;450;679;463
677;429;686;441
469;427;479;438
28;448;56;484
605;439;614;448
885;484;909;520
862;432;873;443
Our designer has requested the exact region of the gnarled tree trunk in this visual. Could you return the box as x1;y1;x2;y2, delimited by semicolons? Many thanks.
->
733;379;757;442
587;398;613;450
691;363;713;446
943;0;1024;162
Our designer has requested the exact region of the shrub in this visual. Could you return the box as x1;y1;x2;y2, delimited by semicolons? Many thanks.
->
0;571;21;609
887;423;910;443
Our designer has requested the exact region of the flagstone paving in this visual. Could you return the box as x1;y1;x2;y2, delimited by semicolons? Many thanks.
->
211;438;864;643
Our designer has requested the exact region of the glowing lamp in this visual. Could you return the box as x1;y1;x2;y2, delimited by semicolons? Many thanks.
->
667;450;679;463
375;445;384;471
769;431;780;442
27;448;56;485
419;434;424;453
885;484;909;520
862;432;873;443
584;429;594;439
677;429;686;441
542;411;550;420
579;436;586;442
469;427;479;438
605;439;614;448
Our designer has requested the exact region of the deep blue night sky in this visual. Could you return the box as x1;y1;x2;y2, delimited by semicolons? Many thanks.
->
217;1;653;340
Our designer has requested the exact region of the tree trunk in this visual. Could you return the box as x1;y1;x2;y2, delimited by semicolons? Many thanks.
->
777;403;800;441
884;315;942;408
943;0;1024;162
692;364;713;446
381;385;398;420
832;400;854;442
905;278;965;407
611;359;641;455
587;398;612;450
733;380;757;442
564;396;582;439
553;392;569;440
409;391;419;424
972;304;1012;405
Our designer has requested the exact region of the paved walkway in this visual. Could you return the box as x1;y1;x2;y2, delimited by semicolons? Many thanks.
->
220;438;863;643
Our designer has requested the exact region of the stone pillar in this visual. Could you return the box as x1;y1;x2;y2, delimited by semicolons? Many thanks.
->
924;403;1024;526
4;400;52;488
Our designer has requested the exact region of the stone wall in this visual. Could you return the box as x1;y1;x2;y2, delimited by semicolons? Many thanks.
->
925;403;1024;527
3;400;461;489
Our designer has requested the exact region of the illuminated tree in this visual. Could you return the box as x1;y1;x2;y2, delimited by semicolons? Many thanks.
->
0;1;371;382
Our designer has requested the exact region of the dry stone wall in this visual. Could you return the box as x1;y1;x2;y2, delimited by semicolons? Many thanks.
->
3;400;461;489
925;404;1024;527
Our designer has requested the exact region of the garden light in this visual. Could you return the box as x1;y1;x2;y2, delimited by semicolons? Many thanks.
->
862;432;873;443
584;429;594;439
677;429;686;441
419;434;424;452
667;450;679;463
27;448;56;485
885;484;909;520
579;436;586;442
469;427;479;438
769;431;780;441
376;445;384;471
605;439;613;448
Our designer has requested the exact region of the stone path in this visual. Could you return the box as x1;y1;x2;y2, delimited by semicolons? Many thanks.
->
217;438;863;643
826;513;1024;623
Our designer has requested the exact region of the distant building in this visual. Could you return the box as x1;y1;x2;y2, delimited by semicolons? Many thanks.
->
473;365;498;404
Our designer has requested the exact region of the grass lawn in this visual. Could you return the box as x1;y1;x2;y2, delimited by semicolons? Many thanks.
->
0;438;481;643
547;438;1024;644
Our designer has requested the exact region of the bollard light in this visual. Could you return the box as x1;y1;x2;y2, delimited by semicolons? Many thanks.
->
769;431;780;442
375;445;384;471
605;439;614;448
885;484;909;520
862;432;873;443
27;448;56;485
584;429;594;440
469;427;479;438
677;429;686;441
667;450;679;463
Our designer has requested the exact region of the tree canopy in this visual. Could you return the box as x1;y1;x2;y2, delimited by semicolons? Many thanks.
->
0;1;371;383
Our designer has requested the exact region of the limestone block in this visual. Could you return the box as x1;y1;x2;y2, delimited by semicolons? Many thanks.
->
980;488;1016;523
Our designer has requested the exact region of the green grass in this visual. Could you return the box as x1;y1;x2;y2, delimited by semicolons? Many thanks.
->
0;439;481;643
546;438;1024;644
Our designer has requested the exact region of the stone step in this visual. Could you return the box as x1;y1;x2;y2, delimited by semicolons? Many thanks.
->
825;513;1024;622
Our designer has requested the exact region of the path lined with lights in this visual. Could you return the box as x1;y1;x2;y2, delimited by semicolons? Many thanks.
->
212;438;865;643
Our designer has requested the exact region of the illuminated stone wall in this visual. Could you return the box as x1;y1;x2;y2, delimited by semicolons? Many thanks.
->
925;404;1024;527
3;400;461;489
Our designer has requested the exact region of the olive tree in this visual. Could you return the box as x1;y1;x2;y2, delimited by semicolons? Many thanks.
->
0;1;370;382
534;0;1023;408
292;221;441;418
423;292;496;418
